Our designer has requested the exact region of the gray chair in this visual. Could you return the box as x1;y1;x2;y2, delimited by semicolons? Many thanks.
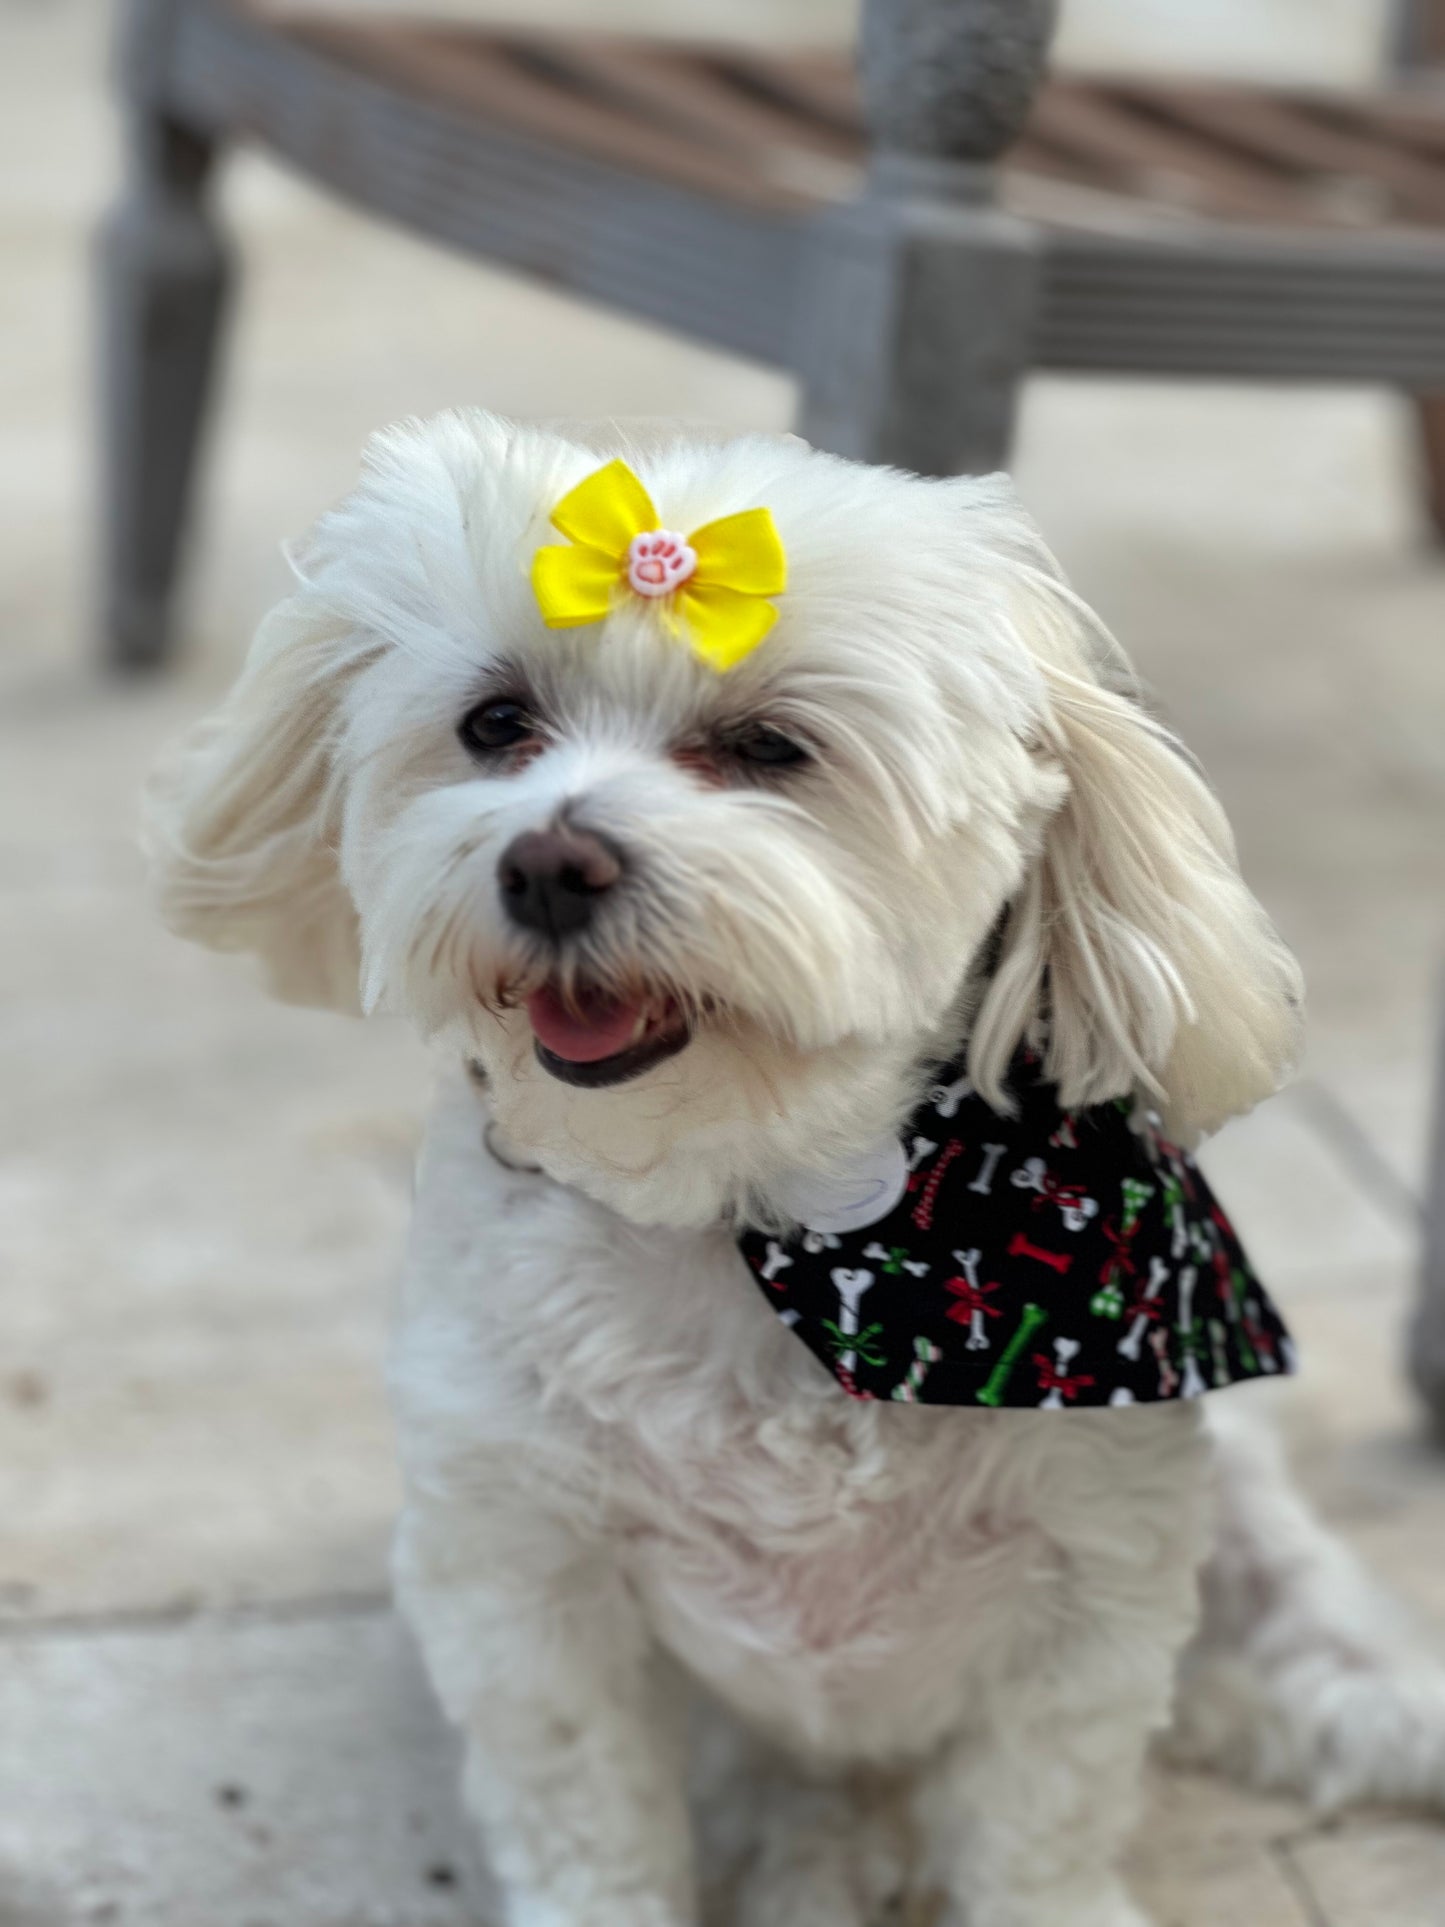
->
101;0;1445;1427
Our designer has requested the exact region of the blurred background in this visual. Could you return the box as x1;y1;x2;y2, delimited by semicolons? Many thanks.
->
2;0;1444;1922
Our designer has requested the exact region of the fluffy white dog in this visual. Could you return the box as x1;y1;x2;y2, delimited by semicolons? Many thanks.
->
149;413;1445;1927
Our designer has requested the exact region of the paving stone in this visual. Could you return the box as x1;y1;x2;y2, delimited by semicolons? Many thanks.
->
1287;1818;1445;1927
0;1610;481;1927
1130;1849;1315;1927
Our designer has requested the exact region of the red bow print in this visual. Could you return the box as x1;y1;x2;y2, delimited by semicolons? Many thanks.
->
1031;1174;1092;1215
945;1273;1002;1325
1032;1353;1095;1402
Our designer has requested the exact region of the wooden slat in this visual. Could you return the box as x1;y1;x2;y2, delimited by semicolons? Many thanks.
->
281;17;803;212
1116;82;1445;225
1312;92;1445;164
536;38;861;163
1030;83;1321;222
711;49;867;143
497;37;862;202
1008;129;1154;200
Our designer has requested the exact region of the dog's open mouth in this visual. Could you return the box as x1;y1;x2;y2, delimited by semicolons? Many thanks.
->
525;983;691;1088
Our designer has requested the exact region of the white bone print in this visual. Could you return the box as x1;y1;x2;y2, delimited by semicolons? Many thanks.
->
907;1135;938;1172
1009;1157;1099;1231
1166;1161;1188;1259
1177;1266;1207;1398
969;1143;1007;1196
829;1267;876;1375
952;1248;991;1351
801;1229;841;1256
1039;1336;1082;1410
1109;1387;1136;1407
1118;1256;1170;1362
930;1073;973;1118
759;1241;794;1283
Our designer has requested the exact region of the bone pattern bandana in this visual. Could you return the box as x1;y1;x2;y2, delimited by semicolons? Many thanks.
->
737;1054;1295;1408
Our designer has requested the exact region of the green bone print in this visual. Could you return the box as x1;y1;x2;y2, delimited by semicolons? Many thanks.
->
1119;1177;1154;1234
1095;1178;1155;1316
977;1302;1048;1406
1227;1265;1258;1373
872;1247;912;1276
821;1319;888;1369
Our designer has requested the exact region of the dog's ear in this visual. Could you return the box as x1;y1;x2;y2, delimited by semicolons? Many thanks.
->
145;594;378;1013
968;568;1302;1142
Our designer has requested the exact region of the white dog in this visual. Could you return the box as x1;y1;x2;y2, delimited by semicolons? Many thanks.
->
148;413;1445;1927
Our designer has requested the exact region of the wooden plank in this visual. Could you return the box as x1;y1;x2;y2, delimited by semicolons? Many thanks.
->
1030;84;1319;222
1120;82;1445;226
502;38;862;203
533;39;861;163
279;17;802;212
714;48;867;142
1007;129;1156;199
1315;91;1445;166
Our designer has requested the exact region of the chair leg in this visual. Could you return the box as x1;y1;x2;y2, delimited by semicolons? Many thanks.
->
97;112;231;670
1415;396;1445;544
1411;985;1445;1444
792;161;1039;478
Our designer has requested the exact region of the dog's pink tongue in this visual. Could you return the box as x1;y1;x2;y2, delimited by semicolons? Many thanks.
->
526;985;642;1064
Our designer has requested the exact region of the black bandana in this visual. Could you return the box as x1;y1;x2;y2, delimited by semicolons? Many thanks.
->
737;1053;1294;1408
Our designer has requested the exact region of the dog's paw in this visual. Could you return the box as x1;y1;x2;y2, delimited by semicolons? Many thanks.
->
939;1888;1152;1927
731;1780;909;1927
1171;1648;1445;1813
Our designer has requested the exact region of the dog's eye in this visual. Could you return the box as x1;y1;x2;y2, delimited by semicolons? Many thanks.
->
727;723;810;770
459;699;536;755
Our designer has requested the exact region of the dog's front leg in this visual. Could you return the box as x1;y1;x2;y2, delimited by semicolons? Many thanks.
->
913;1414;1211;1927
395;1499;695;1927
916;1658;1165;1927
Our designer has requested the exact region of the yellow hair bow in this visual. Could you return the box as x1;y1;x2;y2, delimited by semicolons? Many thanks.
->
530;458;787;673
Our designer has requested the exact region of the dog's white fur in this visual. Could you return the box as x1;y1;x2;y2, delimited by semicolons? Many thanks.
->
148;413;1445;1927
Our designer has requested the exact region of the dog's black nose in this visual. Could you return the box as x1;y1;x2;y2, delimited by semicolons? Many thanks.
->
498;826;623;938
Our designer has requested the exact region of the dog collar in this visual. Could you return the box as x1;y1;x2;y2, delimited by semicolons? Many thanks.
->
737;1052;1295;1408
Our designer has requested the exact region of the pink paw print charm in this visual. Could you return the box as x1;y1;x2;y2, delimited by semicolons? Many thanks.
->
626;530;697;599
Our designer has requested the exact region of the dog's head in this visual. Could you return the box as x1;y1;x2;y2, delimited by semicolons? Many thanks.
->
148;412;1300;1220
